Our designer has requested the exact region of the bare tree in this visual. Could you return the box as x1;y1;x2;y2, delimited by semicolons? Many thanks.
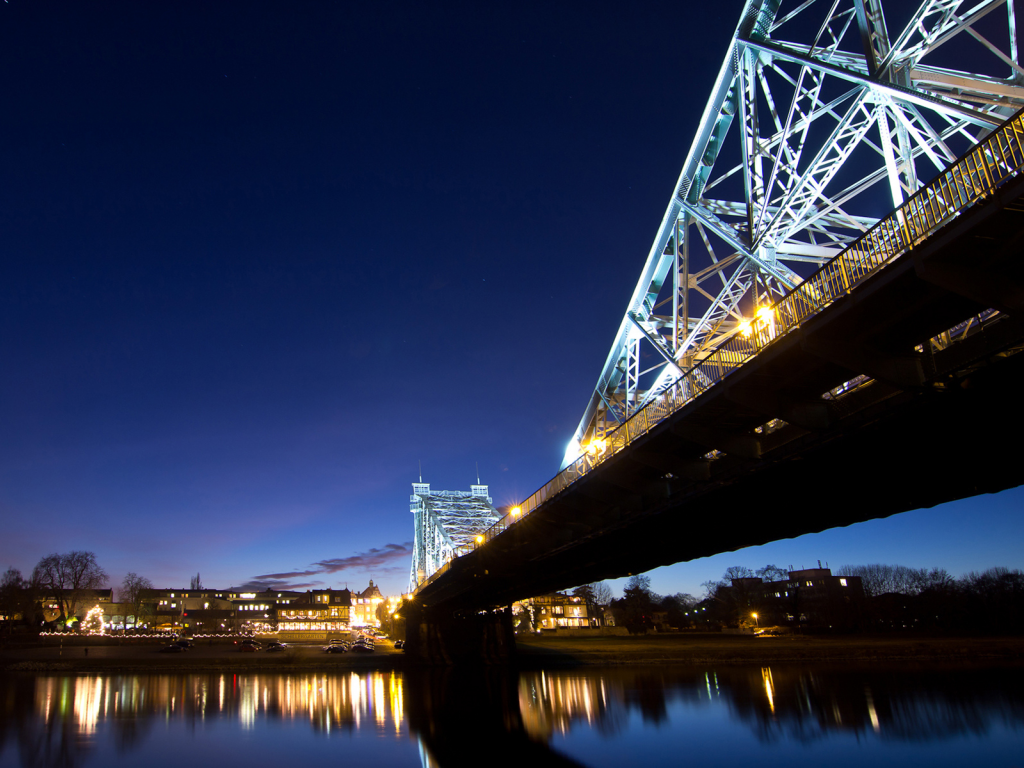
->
120;572;153;630
34;551;108;626
627;573;666;603
756;564;788;582
625;574;652;593
591;582;613;606
190;572;202;590
701;579;725;600
836;564;930;598
670;592;698;610
723;566;755;581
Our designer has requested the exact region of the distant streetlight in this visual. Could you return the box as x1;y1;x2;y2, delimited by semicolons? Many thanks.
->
752;612;759;628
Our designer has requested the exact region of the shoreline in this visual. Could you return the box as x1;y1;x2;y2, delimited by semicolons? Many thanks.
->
2;633;1022;674
513;633;1024;668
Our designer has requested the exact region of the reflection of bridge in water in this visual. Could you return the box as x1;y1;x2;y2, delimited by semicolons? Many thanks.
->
408;0;1024;660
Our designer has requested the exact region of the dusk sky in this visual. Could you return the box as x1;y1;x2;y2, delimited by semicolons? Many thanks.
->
2;0;1022;603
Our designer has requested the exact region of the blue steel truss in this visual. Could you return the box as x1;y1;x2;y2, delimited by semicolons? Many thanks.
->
409;482;500;592
562;0;1023;469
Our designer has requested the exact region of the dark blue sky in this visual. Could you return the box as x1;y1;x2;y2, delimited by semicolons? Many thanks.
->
2;0;1022;600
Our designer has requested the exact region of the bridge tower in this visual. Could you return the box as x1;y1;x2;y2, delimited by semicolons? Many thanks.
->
563;0;1024;468
409;481;500;592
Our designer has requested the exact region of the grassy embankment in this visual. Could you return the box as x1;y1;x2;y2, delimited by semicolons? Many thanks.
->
514;632;1024;667
1;633;1022;673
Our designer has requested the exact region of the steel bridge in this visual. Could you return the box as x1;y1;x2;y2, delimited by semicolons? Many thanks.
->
409;482;500;593
407;0;1024;656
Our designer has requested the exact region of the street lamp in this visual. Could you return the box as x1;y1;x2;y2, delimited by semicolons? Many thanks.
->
752;612;759;628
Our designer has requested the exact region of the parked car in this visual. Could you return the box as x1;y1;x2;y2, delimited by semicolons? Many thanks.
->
159;644;185;653
265;641;287;652
394;639;405;650
324;644;347;653
174;639;194;649
236;639;261;652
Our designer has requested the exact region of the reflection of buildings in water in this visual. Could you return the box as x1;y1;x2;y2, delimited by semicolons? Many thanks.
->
517;666;1024;745
30;671;405;740
519;671;617;739
3;673;406;768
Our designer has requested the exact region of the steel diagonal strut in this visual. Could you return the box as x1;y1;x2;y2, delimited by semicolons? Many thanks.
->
562;0;1023;469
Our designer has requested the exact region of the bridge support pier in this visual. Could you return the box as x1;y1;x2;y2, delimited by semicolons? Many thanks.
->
404;603;516;664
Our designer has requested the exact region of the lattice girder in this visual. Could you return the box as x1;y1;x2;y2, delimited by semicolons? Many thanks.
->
563;0;1022;469
409;484;500;591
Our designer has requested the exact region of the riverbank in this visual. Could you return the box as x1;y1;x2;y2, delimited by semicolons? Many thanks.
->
2;633;1022;673
514;632;1024;667
0;638;406;674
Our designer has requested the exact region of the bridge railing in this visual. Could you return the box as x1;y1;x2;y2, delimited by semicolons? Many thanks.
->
416;107;1024;592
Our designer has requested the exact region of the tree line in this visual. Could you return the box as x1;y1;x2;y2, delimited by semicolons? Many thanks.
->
837;564;1024;633
0;550;155;633
605;563;1024;634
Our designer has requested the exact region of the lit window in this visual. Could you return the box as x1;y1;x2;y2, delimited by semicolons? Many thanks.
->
840;579;847;587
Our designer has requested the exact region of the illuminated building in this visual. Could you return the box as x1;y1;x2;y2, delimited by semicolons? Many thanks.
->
140;588;303;634
516;592;598;631
350;580;384;628
276;589;352;641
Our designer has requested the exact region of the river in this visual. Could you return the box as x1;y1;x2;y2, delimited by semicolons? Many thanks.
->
1;663;1022;767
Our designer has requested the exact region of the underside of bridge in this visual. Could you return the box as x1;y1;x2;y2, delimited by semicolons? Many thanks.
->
415;171;1024;620
407;0;1024;661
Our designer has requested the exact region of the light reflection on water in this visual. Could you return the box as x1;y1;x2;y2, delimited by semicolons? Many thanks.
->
516;665;1024;763
2;664;1023;767
32;671;408;734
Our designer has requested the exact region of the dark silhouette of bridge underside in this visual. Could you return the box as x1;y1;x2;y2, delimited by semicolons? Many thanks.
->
418;172;1024;616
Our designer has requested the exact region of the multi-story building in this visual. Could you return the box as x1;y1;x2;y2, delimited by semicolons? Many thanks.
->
141;588;304;634
517;592;596;631
276;589;352;640
135;583;393;637
350;580;385;628
720;567;865;629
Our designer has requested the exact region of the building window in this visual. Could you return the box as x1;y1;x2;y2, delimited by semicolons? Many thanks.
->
840;578;848;587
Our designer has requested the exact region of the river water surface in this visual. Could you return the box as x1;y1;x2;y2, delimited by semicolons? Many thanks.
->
1;664;1022;767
